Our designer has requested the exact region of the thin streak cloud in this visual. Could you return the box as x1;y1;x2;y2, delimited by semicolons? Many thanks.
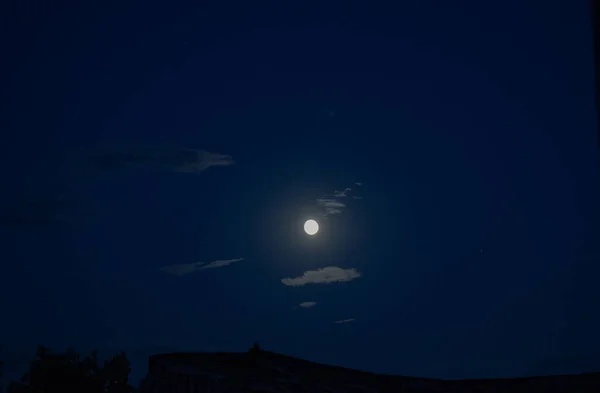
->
334;319;355;324
200;258;244;269
94;148;234;174
160;258;244;276
175;150;234;173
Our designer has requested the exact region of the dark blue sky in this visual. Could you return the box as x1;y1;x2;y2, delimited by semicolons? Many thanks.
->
1;0;600;382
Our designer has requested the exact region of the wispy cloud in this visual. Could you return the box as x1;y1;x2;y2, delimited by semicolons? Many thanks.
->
94;148;234;174
334;318;355;324
160;258;244;276
200;258;244;269
316;183;363;216
316;198;346;215
355;182;362;186
333;188;352;197
298;301;317;308
175;150;234;173
281;266;362;287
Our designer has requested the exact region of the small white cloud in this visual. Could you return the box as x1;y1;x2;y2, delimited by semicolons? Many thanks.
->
161;258;244;276
352;196;362;200
334;319;355;324
298;301;317;308
281;266;362;287
355;182;362;186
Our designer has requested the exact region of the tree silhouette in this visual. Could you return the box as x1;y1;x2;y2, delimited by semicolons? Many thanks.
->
103;352;132;393
6;345;132;393
250;342;261;354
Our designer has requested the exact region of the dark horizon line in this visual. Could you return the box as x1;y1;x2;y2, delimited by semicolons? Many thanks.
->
149;348;600;382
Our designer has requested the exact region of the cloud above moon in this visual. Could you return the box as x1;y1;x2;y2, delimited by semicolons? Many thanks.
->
316;198;346;215
174;150;234;173
333;188;351;197
93;147;234;174
316;183;363;216
281;266;362;287
160;258;244;276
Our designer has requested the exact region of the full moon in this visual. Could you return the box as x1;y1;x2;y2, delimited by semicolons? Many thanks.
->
304;219;319;235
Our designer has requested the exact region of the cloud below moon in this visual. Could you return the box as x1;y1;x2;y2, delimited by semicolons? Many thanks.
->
281;266;362;287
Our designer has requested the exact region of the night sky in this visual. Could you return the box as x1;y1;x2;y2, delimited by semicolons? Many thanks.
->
1;0;600;383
